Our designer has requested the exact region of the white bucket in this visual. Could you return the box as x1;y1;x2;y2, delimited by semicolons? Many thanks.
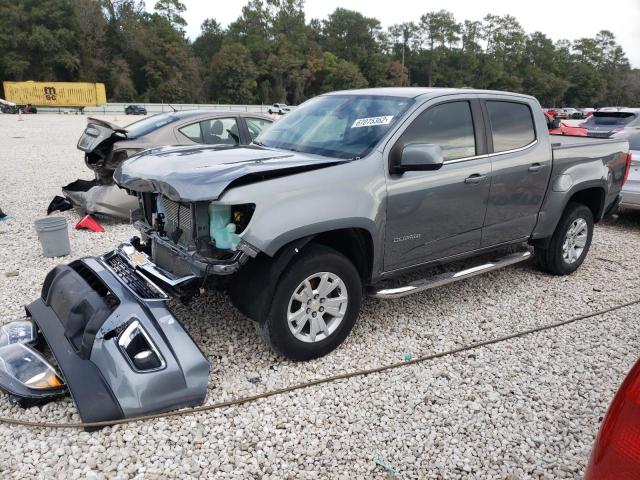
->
34;217;71;257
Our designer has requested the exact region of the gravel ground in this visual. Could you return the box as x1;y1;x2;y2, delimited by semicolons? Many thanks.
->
1;113;639;479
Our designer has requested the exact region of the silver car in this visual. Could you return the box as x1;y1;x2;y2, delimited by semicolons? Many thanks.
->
620;131;640;210
64;110;274;219
580;108;640;137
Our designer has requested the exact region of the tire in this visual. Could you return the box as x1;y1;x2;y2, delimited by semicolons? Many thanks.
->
534;202;594;275
268;109;273;114
261;244;362;361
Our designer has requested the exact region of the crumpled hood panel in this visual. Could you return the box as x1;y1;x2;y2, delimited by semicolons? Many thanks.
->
114;144;347;202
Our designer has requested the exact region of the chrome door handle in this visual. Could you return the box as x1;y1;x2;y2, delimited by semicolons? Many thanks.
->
528;163;543;172
464;174;486;184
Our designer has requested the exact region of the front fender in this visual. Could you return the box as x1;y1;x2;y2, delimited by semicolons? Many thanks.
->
216;154;386;273
259;217;378;257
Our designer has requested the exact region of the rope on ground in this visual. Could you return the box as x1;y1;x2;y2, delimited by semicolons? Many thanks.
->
1;298;638;430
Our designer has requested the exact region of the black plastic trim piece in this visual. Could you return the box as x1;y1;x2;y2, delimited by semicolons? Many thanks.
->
26;298;124;427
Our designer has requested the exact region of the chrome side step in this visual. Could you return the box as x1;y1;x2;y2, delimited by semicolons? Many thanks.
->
369;250;532;299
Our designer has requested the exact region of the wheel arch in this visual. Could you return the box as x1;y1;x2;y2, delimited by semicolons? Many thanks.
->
229;226;375;324
567;186;605;222
532;179;606;243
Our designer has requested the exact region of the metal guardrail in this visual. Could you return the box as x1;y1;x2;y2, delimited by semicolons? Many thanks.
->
32;103;294;115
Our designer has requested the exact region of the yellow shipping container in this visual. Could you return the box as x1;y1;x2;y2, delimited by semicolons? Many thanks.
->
2;81;107;107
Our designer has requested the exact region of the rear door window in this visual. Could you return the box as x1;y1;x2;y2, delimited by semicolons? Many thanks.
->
125;113;179;138
246;117;272;140
395;101;476;161
179;122;203;143
200;117;240;145
486;101;536;153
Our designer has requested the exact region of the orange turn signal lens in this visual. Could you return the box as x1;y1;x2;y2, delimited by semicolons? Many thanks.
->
32;373;64;389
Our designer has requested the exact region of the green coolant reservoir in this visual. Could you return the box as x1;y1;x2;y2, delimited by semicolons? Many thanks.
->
208;204;240;250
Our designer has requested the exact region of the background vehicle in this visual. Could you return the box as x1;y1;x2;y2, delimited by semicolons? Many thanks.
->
124;104;147;115
579;108;595;119
63;111;273;219
268;103;290;115
545;112;587;136
597;106;627;112
580;109;640;137
585;358;640;479
20;88;629;423
549;108;568;119
0;98;17;113
546;108;562;118
562;107;580;119
618;131;640;210
2;81;106;109
0;99;37;114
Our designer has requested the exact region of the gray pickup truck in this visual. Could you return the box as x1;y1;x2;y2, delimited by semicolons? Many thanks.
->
10;88;630;423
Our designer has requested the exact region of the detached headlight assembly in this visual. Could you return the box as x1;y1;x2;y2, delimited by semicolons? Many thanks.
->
0;320;37;347
0;343;66;405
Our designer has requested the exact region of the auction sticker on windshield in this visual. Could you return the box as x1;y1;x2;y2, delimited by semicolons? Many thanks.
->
351;116;394;128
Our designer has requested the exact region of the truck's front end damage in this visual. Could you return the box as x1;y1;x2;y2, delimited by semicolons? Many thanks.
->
0;196;259;422
132;193;258;285
5;143;346;422
0;253;210;424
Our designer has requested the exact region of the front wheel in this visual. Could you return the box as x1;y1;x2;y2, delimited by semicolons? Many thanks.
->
262;244;362;361
534;202;594;275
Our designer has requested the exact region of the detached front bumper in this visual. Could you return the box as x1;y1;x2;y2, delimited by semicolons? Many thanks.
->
16;251;209;424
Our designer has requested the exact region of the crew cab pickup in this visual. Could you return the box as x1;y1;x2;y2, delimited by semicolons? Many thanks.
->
14;88;631;422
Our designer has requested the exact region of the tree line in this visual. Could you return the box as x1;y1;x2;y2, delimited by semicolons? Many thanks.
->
1;0;638;107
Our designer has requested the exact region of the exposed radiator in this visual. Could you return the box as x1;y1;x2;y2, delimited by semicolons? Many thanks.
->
159;196;193;244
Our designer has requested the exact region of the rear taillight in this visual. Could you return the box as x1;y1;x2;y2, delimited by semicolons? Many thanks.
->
585;360;640;479
622;152;632;186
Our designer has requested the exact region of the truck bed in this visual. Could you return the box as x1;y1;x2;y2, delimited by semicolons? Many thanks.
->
549;134;628;150
537;133;629;236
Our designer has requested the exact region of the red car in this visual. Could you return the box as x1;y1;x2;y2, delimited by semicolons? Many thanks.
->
585;359;640;479
546;108;567;119
545;112;588;136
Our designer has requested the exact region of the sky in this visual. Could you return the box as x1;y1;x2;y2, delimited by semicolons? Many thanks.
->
176;0;640;68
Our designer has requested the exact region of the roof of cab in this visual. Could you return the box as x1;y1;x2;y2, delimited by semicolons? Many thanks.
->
325;87;536;101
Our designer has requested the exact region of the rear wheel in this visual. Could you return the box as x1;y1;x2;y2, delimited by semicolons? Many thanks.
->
535;202;594;275
262;244;362;361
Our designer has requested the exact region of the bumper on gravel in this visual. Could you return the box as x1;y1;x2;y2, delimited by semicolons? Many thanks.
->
16;252;209;424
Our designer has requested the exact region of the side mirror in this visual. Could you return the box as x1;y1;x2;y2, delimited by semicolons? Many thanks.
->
397;144;444;172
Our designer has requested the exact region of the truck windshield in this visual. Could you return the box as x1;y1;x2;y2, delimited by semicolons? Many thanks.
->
125;113;179;138
256;95;414;159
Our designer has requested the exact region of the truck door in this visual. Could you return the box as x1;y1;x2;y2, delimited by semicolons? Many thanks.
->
480;99;552;246
384;98;491;271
